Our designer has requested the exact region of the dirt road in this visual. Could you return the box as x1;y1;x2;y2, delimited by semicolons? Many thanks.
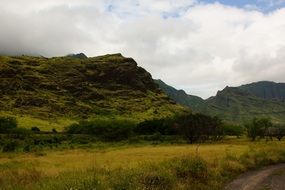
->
224;164;285;190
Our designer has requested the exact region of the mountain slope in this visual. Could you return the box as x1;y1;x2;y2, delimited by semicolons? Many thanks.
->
156;80;285;123
154;79;205;111
239;81;285;102
205;85;285;123
0;54;185;130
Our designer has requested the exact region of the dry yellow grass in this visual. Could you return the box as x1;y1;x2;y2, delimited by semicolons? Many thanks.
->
0;140;275;176
1;140;285;189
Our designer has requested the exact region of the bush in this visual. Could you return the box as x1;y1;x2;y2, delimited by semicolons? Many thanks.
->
65;119;136;141
138;168;174;190
11;128;32;135
170;157;208;180
2;141;18;152
0;116;17;133
52;128;57;133
135;119;177;135
32;136;63;146
222;124;245;136
31;127;41;133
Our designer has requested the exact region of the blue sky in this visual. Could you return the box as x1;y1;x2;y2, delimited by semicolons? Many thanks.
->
104;0;285;20
201;0;285;11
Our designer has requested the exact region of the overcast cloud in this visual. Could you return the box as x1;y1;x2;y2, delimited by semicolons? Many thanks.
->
1;0;285;98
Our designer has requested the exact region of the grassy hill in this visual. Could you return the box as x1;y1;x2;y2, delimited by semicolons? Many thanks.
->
0;54;185;130
156;80;285;124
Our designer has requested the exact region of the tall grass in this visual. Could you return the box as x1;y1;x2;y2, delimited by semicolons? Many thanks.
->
1;142;285;190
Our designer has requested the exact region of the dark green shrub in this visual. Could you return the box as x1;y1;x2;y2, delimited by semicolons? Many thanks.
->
144;132;163;141
23;145;31;152
135;119;177;135
32;136;63;146
52;128;57;133
10;128;32;135
2;141;18;152
0;117;17;133
222;124;245;136
31;127;41;133
65;119;136;141
70;135;93;144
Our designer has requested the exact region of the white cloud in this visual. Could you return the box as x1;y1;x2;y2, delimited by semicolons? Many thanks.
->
1;1;285;98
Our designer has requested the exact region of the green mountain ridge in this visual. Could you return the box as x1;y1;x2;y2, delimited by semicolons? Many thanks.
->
240;81;285;102
156;80;285;124
0;54;185;130
154;79;205;111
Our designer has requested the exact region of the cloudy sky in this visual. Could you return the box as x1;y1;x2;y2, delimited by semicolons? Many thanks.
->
1;0;285;98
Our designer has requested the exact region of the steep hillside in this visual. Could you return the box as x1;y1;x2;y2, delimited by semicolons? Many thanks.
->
157;80;285;123
0;54;185;130
154;79;205;111
205;86;285;123
239;81;285;101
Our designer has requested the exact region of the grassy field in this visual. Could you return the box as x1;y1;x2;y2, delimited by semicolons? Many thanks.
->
1;138;285;189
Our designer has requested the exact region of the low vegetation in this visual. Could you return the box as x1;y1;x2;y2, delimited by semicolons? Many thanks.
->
1;140;285;190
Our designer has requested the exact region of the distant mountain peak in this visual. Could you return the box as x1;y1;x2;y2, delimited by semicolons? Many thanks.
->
156;80;285;123
66;53;88;59
239;81;285;101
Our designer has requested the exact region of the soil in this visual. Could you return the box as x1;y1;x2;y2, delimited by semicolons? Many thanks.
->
224;164;285;190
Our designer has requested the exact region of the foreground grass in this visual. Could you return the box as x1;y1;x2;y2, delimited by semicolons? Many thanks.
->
1;139;285;189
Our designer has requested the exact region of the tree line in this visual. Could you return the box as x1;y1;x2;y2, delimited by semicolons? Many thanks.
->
245;117;285;141
1;115;285;146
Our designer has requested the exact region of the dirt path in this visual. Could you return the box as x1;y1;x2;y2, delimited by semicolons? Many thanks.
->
224;164;285;190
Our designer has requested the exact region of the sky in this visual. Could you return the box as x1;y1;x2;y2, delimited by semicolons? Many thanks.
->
1;0;285;99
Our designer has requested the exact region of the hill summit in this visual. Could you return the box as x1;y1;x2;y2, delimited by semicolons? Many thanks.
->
0;54;185;129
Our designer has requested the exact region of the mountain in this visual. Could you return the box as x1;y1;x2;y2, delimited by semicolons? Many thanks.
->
0;54;185;130
156;80;285;124
239;81;285;102
205;84;285;123
66;53;88;59
154;79;205;111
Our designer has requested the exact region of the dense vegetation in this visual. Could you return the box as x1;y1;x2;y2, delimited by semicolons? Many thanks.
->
0;114;224;153
1;114;284;155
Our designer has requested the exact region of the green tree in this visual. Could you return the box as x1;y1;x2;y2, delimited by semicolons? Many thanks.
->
177;113;224;144
245;117;272;141
266;124;285;141
222;124;245;137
